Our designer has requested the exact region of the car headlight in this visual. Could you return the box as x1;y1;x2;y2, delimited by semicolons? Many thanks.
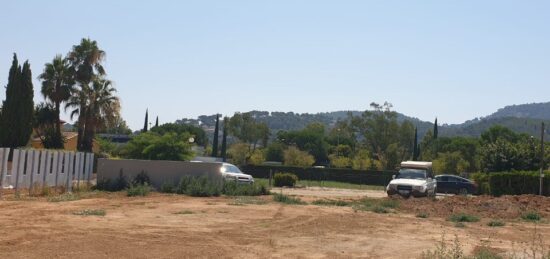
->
413;185;425;191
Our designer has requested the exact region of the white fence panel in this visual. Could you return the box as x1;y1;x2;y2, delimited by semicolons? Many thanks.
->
45;151;56;187
0;148;9;188
66;151;74;192
85;153;94;182
20;150;32;189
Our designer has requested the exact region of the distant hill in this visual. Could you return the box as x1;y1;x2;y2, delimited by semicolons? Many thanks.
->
486;102;550;120
175;102;550;141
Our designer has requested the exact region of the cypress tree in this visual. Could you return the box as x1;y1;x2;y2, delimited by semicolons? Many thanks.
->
412;127;419;161
143;109;148;132
221;117;228;162
0;54;34;148
433;118;438;139
155;116;159;128
211;114;219;157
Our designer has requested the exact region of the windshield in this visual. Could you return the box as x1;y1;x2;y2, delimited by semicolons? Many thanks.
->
221;164;242;174
396;168;427;180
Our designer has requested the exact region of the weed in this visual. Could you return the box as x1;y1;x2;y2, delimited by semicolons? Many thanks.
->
311;199;350;206
487;220;505;227
126;183;151;197
228;196;268;206
449;213;480;223
416;212;429;218
174;210;193;215
521;211;541;222
272;193;306;205
47;193;80;202
73;209;106;216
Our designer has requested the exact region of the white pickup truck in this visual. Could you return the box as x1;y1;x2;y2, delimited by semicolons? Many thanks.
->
386;161;437;198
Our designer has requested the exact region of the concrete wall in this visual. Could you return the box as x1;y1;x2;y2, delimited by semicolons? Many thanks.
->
97;159;223;189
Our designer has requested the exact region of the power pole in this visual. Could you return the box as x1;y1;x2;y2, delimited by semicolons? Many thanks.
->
539;122;544;196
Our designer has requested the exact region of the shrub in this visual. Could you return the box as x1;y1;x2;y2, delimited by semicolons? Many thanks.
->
127;183;151;197
73;209;106;216
449;213;480;223
488;171;550;196
223;181;270;196
178;176;223;197
132;171;151;186
521;211;541;222
272;193;306;205
273;173;298;187
160;181;176;193
283;147;315;167
487;220;505;227
95;169;128;191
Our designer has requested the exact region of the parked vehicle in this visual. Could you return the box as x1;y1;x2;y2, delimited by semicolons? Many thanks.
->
220;163;255;184
435;175;477;195
386;161;437;198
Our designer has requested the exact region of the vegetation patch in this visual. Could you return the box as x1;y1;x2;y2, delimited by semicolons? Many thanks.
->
521;211;541;222
228;196;268;206
272;193;306;205
449;213;480;223
174;210;194;215
273;173;298;187
311;199;350;207
47;193;80;202
176;176;222;197
487;220;505;227
73;209;106;216
223;181;270;196
127;183;151;197
352;198;400;213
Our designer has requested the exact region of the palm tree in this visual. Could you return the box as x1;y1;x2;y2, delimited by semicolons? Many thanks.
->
38;55;73;148
66;78;119;152
66;38;108;151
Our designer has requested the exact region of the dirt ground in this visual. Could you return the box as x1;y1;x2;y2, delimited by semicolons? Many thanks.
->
0;188;549;259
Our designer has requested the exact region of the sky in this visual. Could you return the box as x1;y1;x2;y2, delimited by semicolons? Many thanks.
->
1;0;549;130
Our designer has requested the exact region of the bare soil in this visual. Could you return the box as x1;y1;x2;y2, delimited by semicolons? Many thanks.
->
0;189;549;258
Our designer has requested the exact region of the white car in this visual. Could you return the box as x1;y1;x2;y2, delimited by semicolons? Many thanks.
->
220;163;255;184
386;161;437;198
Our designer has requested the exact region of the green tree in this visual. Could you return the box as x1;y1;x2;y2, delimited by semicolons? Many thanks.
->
211;114;219;157
221;117;228;161
155;116;159;128
122;132;193;161
265;142;284;162
283;146;315;167
433;151;469;175
38;54;73;148
228;112;270;150
433;118;438;139
34;103;64;148
228;143;250;166
277;122;329;164
412;127;419;161
143;109;149;132
151;123;207;146
0;54;34;148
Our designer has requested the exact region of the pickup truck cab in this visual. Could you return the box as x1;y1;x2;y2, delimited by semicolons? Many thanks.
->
386;161;436;198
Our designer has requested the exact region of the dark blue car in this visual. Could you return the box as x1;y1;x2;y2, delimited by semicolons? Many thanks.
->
435;175;478;195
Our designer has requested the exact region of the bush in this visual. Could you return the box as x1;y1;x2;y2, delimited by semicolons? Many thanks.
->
160;181;176;193
132;171;151;186
273;173;298;187
487;220;505;227
471;172;490;195
272;193;306;205
95;169;128;191
489;171;550;196
177;176;223;197
223;181;270;196
449;213;480;223
521;211;541;222
127;183;151;197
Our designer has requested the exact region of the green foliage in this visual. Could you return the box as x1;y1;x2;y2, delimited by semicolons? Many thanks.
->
95;170;128;191
73;209;106;216
228;112;270;148
131;171;151;186
283;146;315;167
277;123;329;164
126;183;151;197
449;213;480;223
487;220;505;227
265;142;284;162
47;193;80;202
34;103;64;148
521;211;541;222
312;199;350;206
471;173;490;194
329;154;352;168
0;54;34;148
352;197;399;213
174;210;194;215
176;176;223;197
227;142;251;166
160;181;176;193
143;109;148;132
152;123;207;146
122;132;194;161
272;193;306;205
433;151;470;175
273;173;298;187
223;181;270;196
488;171;550;196
249;149;266;165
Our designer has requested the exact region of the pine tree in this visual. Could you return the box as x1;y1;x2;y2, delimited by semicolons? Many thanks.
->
211;114;220;157
0;54;34;148
155;116;159;128
433;118;438;139
221;117;228;162
412;127;419;161
143;109;148;132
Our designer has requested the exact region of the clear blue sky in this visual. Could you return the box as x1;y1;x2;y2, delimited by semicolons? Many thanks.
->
1;1;549;130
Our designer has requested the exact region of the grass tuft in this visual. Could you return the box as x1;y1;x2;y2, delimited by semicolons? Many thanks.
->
487;220;505;227
272;193;306;205
521;211;541;222
311;199;350;206
174;210;194;215
73;209;106;216
47;193;80;202
449;213;480;223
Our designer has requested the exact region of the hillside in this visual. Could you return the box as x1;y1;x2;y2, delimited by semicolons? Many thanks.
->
175;102;550;140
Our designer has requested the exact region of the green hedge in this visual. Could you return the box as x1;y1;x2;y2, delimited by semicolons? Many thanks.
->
273;173;298;187
472;171;550;196
241;165;395;186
